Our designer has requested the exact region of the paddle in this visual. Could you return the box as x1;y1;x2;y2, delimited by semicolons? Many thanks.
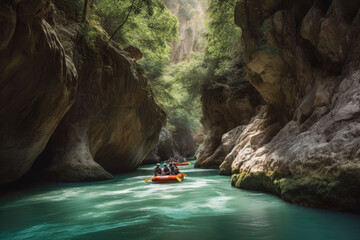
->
181;173;188;177
176;176;182;182
144;176;152;182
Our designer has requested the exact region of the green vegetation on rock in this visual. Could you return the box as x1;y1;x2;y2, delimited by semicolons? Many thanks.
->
65;0;244;135
154;0;245;132
176;0;245;100
93;0;178;79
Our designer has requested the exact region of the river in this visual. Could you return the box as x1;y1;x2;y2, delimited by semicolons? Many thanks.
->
1;161;360;240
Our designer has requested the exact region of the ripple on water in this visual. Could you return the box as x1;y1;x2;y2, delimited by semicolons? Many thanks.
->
1;161;360;240
1;216;150;240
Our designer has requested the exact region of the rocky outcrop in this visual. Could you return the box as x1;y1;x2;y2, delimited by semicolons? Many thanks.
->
195;83;262;168
222;0;360;210
123;45;143;61
0;0;77;184
0;0;165;183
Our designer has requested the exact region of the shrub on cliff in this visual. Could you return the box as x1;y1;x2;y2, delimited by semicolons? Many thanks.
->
176;0;245;98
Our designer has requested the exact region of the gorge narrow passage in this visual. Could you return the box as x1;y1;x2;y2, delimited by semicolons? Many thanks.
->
1;161;360;240
1;0;360;239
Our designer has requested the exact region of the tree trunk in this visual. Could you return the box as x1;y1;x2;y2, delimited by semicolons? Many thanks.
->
82;0;88;23
108;0;136;42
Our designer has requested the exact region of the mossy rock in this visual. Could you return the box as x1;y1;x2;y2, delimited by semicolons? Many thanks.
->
232;170;360;210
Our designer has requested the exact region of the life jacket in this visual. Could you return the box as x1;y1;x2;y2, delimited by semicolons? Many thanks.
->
163;166;170;175
154;166;162;175
169;166;176;174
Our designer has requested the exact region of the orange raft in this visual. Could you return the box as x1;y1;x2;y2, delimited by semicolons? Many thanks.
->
152;174;184;183
175;162;191;166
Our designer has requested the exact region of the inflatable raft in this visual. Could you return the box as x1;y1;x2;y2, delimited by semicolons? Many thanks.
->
152;174;183;183
175;162;191;166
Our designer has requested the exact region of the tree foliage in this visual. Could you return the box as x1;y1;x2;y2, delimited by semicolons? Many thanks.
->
149;0;244;132
68;0;244;133
94;0;177;67
177;0;245;101
157;52;205;131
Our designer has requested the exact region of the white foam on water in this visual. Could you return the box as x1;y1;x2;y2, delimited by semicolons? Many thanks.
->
0;216;150;240
99;189;133;196
79;209;122;218
1;189;89;208
95;199;145;208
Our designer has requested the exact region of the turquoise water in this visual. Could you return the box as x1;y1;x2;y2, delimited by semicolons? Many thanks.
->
1;161;360;240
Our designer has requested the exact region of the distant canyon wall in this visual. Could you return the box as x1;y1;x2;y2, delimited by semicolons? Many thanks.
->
163;0;206;64
143;127;198;164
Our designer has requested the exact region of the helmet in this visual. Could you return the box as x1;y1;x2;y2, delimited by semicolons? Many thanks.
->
156;163;160;166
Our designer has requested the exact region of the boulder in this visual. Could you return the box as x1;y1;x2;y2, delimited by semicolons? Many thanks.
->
123;45;143;61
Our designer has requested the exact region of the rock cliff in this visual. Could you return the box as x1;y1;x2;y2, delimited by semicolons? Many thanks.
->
195;82;262;168
143;127;197;164
218;0;360;210
0;0;77;184
0;0;165;183
163;0;206;64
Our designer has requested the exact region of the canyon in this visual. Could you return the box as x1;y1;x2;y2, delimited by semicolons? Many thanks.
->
1;0;360;212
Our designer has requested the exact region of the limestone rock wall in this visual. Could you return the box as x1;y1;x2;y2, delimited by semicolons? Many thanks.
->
144;127;197;164
143;128;175;164
195;83;262;168
0;0;77;184
44;2;166;181
172;127;197;157
222;0;360;210
0;0;165;183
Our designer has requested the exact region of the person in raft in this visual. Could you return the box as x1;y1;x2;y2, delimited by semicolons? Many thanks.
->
162;164;171;175
153;163;162;176
169;163;176;175
173;165;180;175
